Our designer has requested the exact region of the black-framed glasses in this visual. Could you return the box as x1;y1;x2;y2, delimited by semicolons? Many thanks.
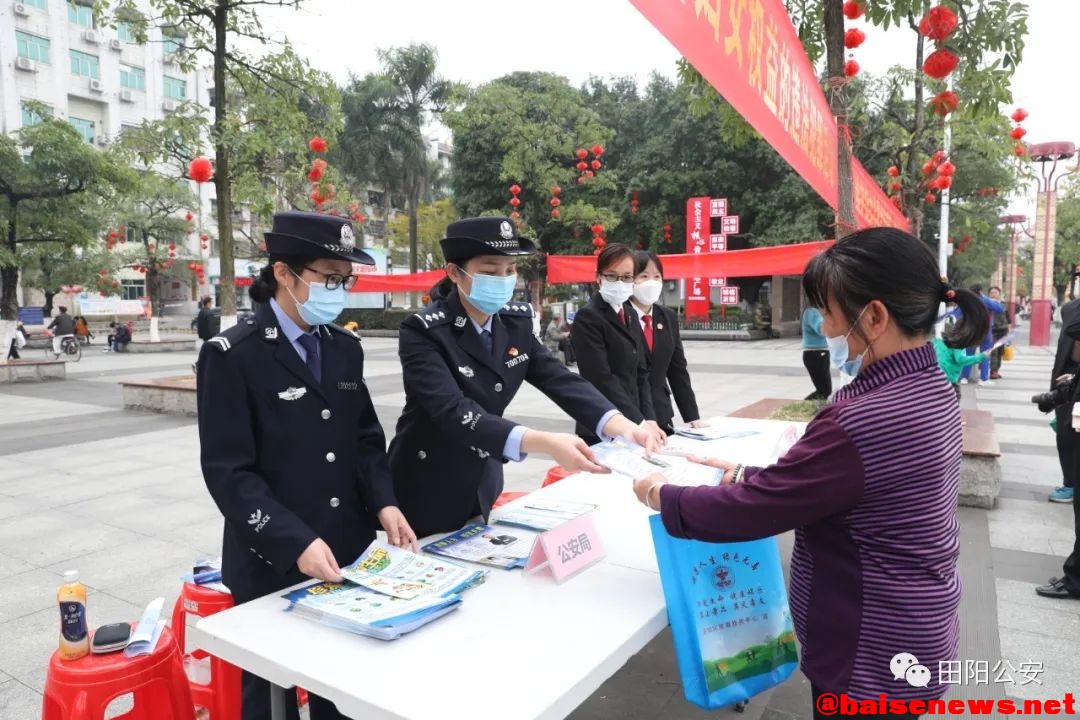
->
600;272;635;283
303;266;357;291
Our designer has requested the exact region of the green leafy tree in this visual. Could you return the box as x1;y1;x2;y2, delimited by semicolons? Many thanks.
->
385;199;458;269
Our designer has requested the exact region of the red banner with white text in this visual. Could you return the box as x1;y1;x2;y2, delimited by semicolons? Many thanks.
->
546;241;833;284
628;0;909;232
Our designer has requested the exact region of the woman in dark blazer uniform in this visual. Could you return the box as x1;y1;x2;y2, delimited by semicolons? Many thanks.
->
627;251;705;435
571;244;660;444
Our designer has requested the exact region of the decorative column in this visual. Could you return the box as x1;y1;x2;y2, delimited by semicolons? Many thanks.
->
999;214;1028;327
1027;143;1077;346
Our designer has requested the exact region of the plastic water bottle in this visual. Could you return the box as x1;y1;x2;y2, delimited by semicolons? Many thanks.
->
57;570;89;661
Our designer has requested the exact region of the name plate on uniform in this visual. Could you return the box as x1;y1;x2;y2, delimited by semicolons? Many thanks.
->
524;514;605;584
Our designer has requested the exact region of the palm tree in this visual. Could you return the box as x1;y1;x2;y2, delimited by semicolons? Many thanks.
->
339;44;456;304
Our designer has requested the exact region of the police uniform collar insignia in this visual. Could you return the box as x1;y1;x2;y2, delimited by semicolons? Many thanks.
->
499;221;514;240
264;327;278;340
454;316;467;328
458;365;474;378
657;322;663;330
278;386;307;401
340;224;355;249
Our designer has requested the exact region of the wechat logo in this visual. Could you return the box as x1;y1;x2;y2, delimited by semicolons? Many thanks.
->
890;652;931;688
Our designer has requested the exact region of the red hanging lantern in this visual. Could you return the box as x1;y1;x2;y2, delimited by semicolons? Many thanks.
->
189;156;214;183
199;234;209;243
1014;144;1027;157
844;58;860;78
591;144;604;157
590;159;602;171
842;1;864;20
509;184;521;195
928;177;943;190
937;161;956;176
550;209;560;219
1011;108;1029;123
576;161;588;171
311;188;327;205
308;165;324;183
308;136;328;153
352;212;366;223
577;176;586;185
844;28;866;49
591;224;605;235
550;197;561;207
923;49;959;79
509;197;521;207
551;185;561;196
510;211;520;219
585;170;594;178
930;91;960;117
184;212;194;222
918;5;959;41
889;182;902;192
887;166;900;177
937;176;953;190
1010;127;1027;140
576;148;588;160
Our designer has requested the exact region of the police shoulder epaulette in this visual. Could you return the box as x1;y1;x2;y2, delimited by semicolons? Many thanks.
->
499;302;534;318
204;319;257;353
411;307;452;329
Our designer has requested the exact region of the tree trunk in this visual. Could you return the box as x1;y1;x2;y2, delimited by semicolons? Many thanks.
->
824;0;856;238
904;29;928;239
213;0;236;326
43;291;55;318
1;203;19;321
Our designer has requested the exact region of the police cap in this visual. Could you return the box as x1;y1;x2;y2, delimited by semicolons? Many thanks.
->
440;217;537;265
264;211;375;265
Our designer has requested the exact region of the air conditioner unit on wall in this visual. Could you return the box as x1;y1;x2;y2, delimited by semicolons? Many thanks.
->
109;38;122;51
89;78;104;93
82;30;100;44
13;2;29;16
119;89;135;103
162;99;177;112
95;136;108;147
15;56;36;72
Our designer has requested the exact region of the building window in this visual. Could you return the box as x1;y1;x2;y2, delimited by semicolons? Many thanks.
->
69;50;100;79
23;0;48;9
68;2;94;27
125;226;138;244
120;65;145;91
15;31;50;64
163;75;186;100
20;102;52;127
120;123;140;137
162;34;183;56
69;117;95;144
116;22;139;43
120;279;145;301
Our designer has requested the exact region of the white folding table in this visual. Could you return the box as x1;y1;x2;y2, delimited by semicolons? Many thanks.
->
190;416;801;720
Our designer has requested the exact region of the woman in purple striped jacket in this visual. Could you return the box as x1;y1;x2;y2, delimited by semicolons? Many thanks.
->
635;228;990;719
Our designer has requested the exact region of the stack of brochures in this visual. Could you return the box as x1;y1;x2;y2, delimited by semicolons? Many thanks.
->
422;524;540;569
283;541;485;640
593;439;723;487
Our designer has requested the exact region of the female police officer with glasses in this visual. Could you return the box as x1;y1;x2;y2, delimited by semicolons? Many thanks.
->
197;211;416;720
388;217;664;538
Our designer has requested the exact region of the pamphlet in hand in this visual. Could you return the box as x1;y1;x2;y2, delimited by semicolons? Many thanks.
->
495;500;598;532
422;524;539;569
340;541;486;600
593;440;671;480
673;426;760;441
283;582;462;641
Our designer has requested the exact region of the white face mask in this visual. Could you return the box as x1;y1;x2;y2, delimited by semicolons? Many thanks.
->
633;280;663;306
599;280;635;308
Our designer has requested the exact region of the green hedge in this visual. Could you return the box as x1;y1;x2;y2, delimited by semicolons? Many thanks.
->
337;309;415;330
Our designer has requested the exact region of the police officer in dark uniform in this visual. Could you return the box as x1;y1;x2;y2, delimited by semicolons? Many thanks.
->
197;211;417;720
387;217;666;538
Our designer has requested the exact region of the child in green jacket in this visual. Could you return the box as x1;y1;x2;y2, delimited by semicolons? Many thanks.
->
932;335;988;402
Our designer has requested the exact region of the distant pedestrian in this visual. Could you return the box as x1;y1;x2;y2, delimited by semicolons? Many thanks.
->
801;306;831;400
47;306;75;357
988;286;1009;379
7;322;27;360
192;296;217;348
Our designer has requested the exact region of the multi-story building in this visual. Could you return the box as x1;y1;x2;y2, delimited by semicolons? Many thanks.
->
0;0;228;315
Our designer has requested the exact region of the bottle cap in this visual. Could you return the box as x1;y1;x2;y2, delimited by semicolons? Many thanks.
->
63;570;79;584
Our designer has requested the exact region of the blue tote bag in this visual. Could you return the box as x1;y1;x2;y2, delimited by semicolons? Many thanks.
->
649;514;798;710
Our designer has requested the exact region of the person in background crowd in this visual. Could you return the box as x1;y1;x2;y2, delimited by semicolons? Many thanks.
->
197;211;415;720
192;296;217;348
47;306;75;357
571;243;662;444
107;322;132;353
561;312;576;366
545;311;568;355
1037;297;1080;599
388;218;663;538
74;315;93;345
629;250;705;434
801;305;831;400
931;312;989;403
634;227;990;718
959;284;1004;386
7;322;28;360
988;286;1010;380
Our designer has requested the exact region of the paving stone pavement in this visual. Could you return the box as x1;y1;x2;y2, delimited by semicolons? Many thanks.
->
0;328;1077;719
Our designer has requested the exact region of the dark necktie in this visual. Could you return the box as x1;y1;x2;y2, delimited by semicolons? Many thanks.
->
297;332;321;383
480;328;493;355
642;314;654;351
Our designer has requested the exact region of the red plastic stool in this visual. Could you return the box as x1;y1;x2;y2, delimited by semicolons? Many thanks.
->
542;465;571;488
170;583;241;720
493;491;528;508
42;625;194;720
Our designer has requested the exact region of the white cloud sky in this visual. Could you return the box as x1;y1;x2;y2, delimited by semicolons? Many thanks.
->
257;0;1073;222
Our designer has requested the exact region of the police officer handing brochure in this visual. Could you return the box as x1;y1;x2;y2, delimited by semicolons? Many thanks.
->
388;217;666;538
196;211;416;720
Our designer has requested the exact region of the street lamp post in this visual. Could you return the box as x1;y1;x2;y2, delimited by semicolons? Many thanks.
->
999;214;1028;327
1027;142;1078;346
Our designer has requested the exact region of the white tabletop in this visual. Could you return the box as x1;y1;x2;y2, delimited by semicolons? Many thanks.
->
190;416;803;720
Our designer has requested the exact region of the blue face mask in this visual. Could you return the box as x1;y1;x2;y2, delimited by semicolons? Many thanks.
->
826;305;870;377
288;270;347;326
461;270;517;315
